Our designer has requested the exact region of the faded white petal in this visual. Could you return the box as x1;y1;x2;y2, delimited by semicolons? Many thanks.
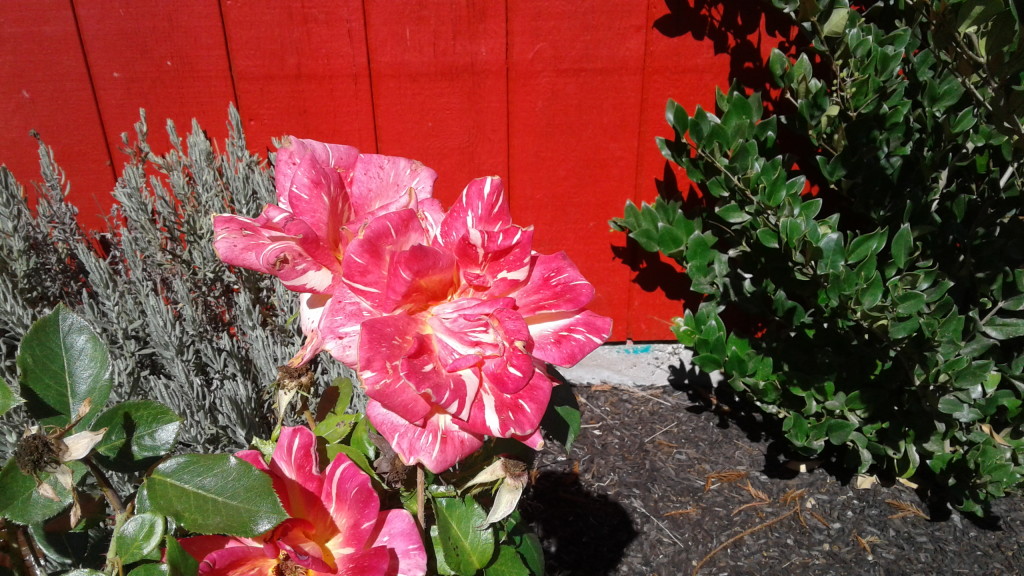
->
61;428;107;462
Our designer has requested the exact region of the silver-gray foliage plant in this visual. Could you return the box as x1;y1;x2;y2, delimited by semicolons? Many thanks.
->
0;106;354;459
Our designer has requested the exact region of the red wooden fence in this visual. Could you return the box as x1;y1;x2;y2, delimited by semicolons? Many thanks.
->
0;0;784;342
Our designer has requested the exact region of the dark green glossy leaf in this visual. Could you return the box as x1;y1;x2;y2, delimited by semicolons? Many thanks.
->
895;291;926;315
0;460;85;524
891;224;912;269
822;7;850;36
164;535;199;576
112;512;165;565
93;401;181;471
434;495;496;575
1002;294;1024;311
847;228;888;264
981;317;1024;340
888;317;920;339
485;544;531;576
128;564;169;576
430;525;458;575
859;272;884;309
716;203;750;224
517;533;544;575
0;380;22;417
17;304;111;429
827;419;858;445
541;379;581;451
145;454;286;537
768;49;789;84
818;232;845;273
757;227;780;249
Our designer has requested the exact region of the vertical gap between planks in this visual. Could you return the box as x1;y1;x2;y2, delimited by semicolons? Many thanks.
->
504;0;513;213
216;0;240;123
69;0;116;184
626;0;658;341
361;0;380;154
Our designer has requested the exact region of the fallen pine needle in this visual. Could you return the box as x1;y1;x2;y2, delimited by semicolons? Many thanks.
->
693;504;801;576
742;480;770;502
885;499;929;520
704;470;748;492
731;500;769;516
663;508;699;517
854;532;881;556
780;488;807;506
645;422;678;442
809;510;830;528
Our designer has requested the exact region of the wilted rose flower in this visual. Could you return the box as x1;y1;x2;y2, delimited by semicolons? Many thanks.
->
213;138;440;365
331;177;612;472
179;426;425;576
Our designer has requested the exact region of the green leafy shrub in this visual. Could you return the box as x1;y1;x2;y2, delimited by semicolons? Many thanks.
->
613;0;1024;515
0;107;351;459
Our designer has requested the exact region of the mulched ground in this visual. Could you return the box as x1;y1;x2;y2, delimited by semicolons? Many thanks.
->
524;383;1024;576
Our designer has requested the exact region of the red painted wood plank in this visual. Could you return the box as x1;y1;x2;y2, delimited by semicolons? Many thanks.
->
363;0;507;207
220;0;376;156
0;0;114;228
74;0;236;163
625;0;734;340
507;0;648;341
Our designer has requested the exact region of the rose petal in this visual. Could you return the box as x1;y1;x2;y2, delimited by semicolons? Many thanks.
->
439;177;512;245
186;539;276;576
511;252;596;316
347;154;437;219
465;366;553;440
344;210;430;312
267;427;329;529
366;401;484;474
370;509;428;576
359;315;434;424
320;454;382;556
274;139;357;249
527;309;612;367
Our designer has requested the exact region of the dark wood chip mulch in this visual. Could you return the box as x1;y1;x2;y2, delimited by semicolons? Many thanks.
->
523;384;1024;576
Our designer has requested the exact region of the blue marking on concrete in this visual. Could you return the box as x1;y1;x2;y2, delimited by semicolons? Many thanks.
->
621;345;653;355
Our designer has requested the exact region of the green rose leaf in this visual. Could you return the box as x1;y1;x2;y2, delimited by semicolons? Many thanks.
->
433;495;496;575
17;304;111;429
92;400;182;472
540;378;581;451
0;460;85;524
517;532;544;575
145;454;287;537
128;564;170;576
164;535;199;576
430;525;458;576
111;512;166;565
485;543;531;576
0;380;23;417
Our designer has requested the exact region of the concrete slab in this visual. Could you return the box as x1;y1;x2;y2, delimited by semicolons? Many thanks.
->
557;342;694;387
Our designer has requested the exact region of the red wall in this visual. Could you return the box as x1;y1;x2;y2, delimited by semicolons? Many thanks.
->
0;0;783;342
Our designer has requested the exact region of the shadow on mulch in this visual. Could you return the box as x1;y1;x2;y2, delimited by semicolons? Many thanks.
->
525;383;1024;576
522;473;638;576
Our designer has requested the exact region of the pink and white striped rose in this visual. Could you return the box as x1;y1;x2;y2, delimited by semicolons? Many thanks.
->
213;142;611;473
179;426;426;576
